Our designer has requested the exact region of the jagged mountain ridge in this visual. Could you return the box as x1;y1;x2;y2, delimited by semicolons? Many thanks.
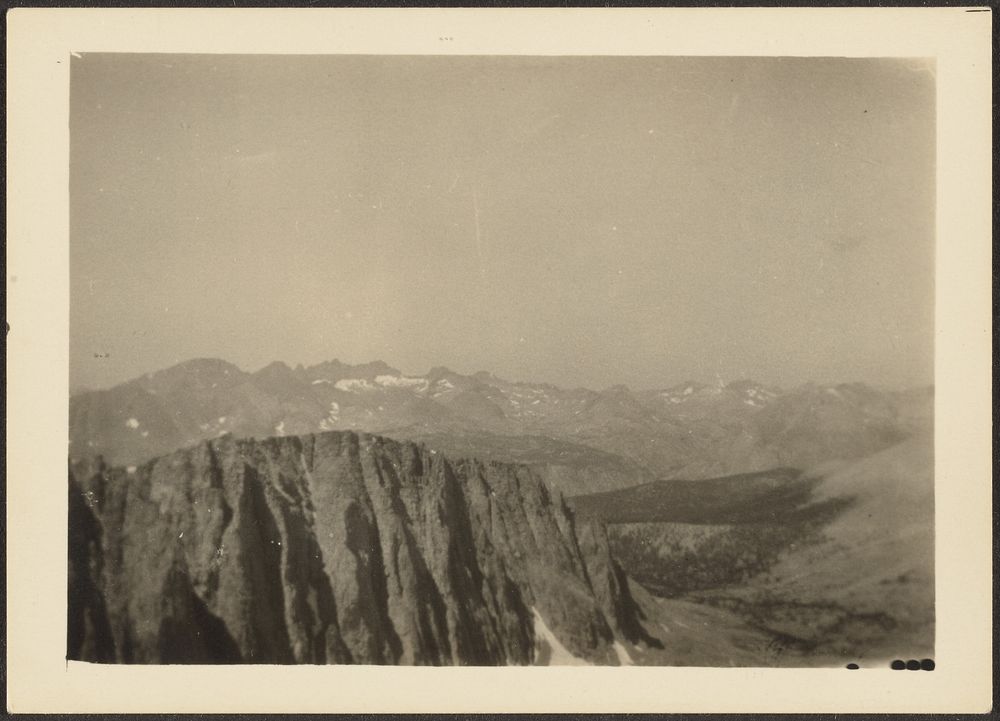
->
69;357;932;493
68;429;652;665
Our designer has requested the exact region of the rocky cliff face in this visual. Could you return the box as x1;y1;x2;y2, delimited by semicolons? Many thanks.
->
68;430;648;665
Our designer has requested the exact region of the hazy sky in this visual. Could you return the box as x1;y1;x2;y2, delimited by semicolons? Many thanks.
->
71;54;934;391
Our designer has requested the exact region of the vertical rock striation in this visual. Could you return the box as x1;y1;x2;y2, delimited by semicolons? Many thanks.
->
68;430;645;665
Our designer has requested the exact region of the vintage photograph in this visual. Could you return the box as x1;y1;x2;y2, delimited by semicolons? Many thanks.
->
67;53;936;667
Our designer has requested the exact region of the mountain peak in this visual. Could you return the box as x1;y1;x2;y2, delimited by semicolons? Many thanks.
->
304;358;401;380
601;384;633;395
255;360;292;374
426;366;458;380
132;357;245;391
251;361;302;392
664;380;707;394
166;357;241;374
354;359;399;376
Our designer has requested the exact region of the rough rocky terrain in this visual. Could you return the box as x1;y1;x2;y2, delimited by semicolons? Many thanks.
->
68;430;654;665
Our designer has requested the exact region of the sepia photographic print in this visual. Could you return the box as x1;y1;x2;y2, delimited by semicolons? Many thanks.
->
6;7;992;714
67;52;938;669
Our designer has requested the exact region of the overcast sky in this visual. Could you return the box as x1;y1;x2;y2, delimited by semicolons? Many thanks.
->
71;54;934;392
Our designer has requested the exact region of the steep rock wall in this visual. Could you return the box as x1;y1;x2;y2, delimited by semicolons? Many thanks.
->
68;430;646;665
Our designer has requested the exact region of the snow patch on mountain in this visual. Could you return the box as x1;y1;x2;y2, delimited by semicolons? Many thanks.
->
335;378;374;392
531;607;591;666
612;640;634;666
318;401;340;431
375;374;429;392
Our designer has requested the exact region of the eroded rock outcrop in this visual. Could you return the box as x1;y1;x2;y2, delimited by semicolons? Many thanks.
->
68;430;647;665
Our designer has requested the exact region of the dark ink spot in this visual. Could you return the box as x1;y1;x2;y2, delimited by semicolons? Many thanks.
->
846;663;859;670
921;658;935;671
891;659;906;670
906;659;920;670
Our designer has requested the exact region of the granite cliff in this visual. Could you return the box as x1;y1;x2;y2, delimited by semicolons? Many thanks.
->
68;430;650;665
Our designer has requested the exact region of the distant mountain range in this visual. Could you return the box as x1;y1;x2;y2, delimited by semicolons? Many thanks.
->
70;357;933;495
